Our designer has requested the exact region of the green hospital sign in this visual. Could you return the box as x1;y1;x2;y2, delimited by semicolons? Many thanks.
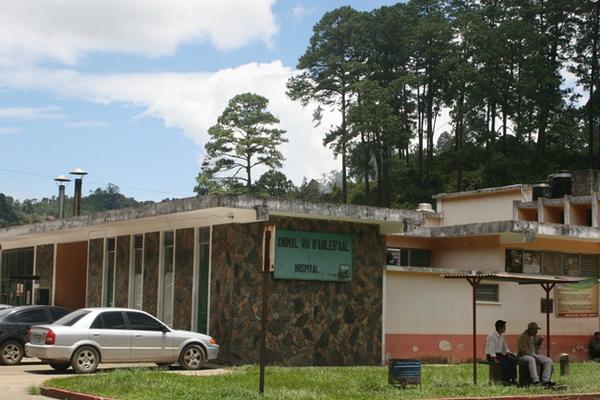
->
274;229;353;282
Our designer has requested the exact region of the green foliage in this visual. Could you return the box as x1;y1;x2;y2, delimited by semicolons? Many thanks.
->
284;0;598;208
204;93;287;189
255;170;294;197
0;184;144;227
44;363;600;400
0;194;20;227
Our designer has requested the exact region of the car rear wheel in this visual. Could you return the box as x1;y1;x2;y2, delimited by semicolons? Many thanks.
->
49;362;70;372
71;346;100;374
0;340;23;365
179;344;205;370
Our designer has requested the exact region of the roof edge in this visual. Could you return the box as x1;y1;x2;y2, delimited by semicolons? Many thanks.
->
433;184;529;200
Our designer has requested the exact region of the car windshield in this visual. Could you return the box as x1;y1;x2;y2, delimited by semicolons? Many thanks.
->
53;310;91;326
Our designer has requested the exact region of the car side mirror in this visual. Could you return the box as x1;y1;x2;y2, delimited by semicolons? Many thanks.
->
162;325;170;333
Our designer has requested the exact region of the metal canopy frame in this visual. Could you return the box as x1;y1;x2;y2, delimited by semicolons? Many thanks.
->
442;272;585;384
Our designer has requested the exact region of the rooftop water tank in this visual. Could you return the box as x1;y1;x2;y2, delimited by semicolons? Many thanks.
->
532;183;550;201
550;172;572;198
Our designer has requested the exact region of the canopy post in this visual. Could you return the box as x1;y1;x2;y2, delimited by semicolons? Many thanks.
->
467;277;482;385
540;283;555;358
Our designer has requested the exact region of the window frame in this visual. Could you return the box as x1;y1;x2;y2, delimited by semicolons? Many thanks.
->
476;284;500;303
103;238;117;307
158;231;175;326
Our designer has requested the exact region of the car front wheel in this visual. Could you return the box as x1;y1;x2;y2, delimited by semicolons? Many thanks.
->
71;346;100;374
179;344;205;370
0;340;24;365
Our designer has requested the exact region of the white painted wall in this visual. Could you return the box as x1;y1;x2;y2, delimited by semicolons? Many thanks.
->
439;191;526;226
385;271;599;336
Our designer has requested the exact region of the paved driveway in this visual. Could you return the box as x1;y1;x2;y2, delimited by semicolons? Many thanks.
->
0;359;229;400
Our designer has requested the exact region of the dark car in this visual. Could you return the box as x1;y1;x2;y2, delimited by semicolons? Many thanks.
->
0;305;70;365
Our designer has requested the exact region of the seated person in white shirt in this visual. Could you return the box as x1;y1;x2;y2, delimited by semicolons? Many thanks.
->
486;319;518;384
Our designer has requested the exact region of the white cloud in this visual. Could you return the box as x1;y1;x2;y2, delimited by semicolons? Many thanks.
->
0;0;278;66
291;4;313;21
0;61;339;184
0;127;21;135
63;120;110;129
0;106;65;120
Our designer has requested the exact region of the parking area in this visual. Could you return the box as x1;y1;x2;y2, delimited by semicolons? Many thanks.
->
0;359;229;400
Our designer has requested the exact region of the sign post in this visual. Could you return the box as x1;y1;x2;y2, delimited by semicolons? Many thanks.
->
259;223;275;394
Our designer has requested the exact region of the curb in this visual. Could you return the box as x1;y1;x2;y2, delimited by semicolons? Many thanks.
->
41;387;113;400
40;387;600;400
433;394;600;400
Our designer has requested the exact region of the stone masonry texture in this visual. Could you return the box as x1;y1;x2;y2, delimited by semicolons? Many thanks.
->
35;244;54;304
87;238;103;307
174;228;194;330
115;235;130;308
143;232;159;316
210;216;385;366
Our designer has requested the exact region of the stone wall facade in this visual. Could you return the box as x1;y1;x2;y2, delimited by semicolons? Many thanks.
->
174;228;194;330
35;244;54;304
87;238;103;307
210;216;385;366
115;235;130;308
143;232;159;316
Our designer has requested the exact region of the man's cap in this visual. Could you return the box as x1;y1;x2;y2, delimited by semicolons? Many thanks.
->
528;322;541;330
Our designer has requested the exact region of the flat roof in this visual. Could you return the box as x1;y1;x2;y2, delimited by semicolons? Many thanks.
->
433;184;528;200
402;220;600;241
0;195;422;244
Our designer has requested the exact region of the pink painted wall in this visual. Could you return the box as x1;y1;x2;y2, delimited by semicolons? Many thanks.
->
385;333;592;362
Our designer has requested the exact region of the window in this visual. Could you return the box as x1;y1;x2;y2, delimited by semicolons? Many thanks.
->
104;238;116;307
0;247;34;306
90;315;103;329
386;248;431;268
49;308;70;321
131;235;144;310
506;249;599;278
505;250;522;273
16;309;49;323
160;231;174;326
196;227;210;333
126;311;164;331
92;311;126;329
542;252;561;275
55;310;90;326
476;284;499;302
562;254;579;276
523;251;541;274
581;255;599;278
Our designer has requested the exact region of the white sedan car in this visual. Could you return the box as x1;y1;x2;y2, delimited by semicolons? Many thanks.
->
25;308;219;373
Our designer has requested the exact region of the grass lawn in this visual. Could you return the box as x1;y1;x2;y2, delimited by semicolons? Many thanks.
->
43;362;600;400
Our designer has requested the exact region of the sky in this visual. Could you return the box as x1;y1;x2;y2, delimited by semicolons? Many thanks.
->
0;0;400;202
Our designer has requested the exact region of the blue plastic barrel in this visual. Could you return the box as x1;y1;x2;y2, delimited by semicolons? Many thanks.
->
388;359;421;386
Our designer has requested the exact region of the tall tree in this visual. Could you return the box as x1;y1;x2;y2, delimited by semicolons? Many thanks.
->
287;6;363;204
406;0;453;175
203;93;287;189
571;0;600;167
255;170;295;197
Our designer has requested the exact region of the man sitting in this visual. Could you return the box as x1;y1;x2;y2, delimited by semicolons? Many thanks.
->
486;319;517;385
518;321;554;386
589;332;600;360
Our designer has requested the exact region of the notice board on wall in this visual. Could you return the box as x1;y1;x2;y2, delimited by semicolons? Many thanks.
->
555;279;599;318
273;229;352;282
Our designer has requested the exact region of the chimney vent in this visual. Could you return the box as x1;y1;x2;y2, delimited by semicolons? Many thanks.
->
69;168;88;217
416;203;434;213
